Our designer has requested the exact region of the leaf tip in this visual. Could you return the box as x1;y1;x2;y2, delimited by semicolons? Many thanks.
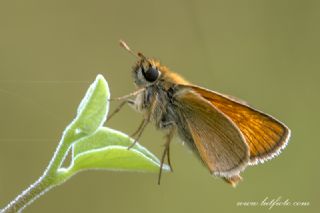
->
96;74;109;90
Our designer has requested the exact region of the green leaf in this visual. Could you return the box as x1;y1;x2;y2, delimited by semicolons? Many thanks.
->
62;127;169;174
52;75;168;184
62;74;110;144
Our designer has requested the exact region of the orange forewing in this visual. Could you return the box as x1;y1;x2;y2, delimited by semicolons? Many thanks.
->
181;85;290;165
175;88;249;177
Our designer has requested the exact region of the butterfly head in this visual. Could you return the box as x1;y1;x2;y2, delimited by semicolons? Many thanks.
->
132;56;162;87
119;40;162;87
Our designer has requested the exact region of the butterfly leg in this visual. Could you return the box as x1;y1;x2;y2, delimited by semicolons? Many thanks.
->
130;118;146;138
158;126;176;185
107;88;146;121
107;99;135;122
109;88;145;101
128;96;159;149
127;118;149;149
160;121;175;172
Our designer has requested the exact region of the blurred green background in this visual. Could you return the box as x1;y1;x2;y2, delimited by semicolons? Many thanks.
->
0;0;319;212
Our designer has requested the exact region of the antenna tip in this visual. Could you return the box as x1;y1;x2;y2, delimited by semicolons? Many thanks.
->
119;40;131;51
119;39;144;60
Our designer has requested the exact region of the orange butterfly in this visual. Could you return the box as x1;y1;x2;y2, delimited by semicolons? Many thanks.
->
108;40;290;186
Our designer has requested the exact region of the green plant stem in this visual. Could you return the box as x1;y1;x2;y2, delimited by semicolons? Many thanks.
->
2;137;73;213
1;175;54;213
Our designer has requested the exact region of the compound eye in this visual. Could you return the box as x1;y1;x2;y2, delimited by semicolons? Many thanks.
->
143;66;159;82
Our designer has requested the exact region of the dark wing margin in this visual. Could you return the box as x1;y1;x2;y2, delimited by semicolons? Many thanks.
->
174;87;249;177
183;85;291;165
